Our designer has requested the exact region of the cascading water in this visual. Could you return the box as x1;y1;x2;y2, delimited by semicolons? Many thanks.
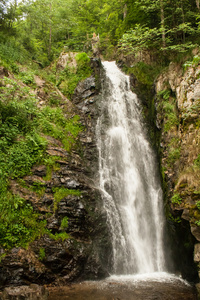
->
96;61;166;275
48;61;196;300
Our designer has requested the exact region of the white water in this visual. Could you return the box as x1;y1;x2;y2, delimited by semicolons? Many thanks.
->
96;61;166;275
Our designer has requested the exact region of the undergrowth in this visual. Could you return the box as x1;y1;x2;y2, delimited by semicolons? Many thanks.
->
56;52;92;99
0;71;83;249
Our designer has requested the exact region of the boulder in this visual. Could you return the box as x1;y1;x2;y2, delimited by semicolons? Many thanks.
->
1;285;48;300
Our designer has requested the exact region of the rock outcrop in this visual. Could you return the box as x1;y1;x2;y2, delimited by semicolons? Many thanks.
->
0;58;111;289
0;285;48;300
155;58;200;282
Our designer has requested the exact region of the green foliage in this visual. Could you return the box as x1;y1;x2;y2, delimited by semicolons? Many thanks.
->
38;106;83;151
61;216;69;229
171;192;182;205
0;38;30;64
183;55;200;71
129;62;160;86
39;248;46;261
0;72;83;250
182;100;200;121
75;52;91;77
168;213;182;223
56;52;92;99
195;220;200;227
53;187;81;212
53;187;81;200
158;89;171;101
158;91;179;132
0;192;47;249
194;155;200;168
167;148;181;166
196;201;200;211
19;71;35;86
31;182;46;197
49;231;70;241
119;25;161;54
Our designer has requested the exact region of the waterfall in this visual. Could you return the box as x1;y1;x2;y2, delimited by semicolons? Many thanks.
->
96;61;166;275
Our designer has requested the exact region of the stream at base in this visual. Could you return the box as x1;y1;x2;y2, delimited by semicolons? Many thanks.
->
48;273;197;300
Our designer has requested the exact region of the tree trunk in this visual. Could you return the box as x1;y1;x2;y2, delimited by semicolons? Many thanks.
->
180;0;185;43
123;3;127;19
160;0;166;48
196;0;199;9
48;1;52;59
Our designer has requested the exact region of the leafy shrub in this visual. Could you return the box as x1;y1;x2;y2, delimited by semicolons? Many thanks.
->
171;193;182;205
0;39;30;64
19;72;35;86
158;89;171;101
0;192;46;249
0;71;83;250
183;55;200;70
75;52;91;78
56;52;92;99
38;107;83;151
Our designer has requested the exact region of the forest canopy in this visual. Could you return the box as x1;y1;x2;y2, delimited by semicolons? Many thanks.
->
0;0;200;65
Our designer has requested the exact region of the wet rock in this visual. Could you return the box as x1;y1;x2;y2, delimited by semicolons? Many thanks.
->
191;227;200;242
194;244;200;263
1;284;48;300
72;76;96;104
57;52;78;69
46;146;68;157
31;166;47;177
24;175;46;185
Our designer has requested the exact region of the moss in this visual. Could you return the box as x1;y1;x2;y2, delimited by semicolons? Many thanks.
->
61;216;68;230
52;187;81;212
49;231;70;241
39;247;46;261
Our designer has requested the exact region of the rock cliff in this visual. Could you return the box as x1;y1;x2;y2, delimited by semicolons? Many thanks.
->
117;52;200;286
155;58;200;282
0;58;111;289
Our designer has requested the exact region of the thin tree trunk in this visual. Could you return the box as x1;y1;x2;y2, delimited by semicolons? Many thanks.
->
123;3;127;19
180;0;185;43
160;0;166;48
196;0;199;9
48;1;52;59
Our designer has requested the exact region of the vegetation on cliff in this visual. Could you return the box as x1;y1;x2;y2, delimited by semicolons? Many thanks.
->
0;56;90;250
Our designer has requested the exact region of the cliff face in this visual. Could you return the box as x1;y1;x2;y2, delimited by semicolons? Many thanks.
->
118;52;200;283
155;59;200;282
0;59;111;288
